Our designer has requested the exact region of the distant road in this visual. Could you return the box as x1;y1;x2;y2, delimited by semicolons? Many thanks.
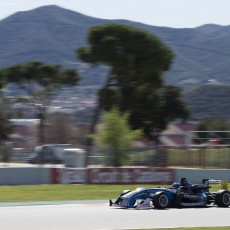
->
0;201;229;230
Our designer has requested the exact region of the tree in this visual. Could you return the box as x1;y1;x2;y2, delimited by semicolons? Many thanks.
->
93;107;142;166
0;78;13;162
0;61;80;145
77;23;174;165
0;108;12;143
78;24;173;89
99;85;189;167
100;85;189;142
197;117;230;144
0;75;12;143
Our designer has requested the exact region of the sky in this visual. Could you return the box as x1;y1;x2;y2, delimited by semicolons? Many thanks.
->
0;0;229;28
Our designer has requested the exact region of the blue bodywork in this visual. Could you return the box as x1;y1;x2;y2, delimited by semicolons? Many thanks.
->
109;178;230;209
124;188;176;207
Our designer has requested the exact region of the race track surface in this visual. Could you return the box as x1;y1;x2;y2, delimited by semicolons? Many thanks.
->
0;201;229;230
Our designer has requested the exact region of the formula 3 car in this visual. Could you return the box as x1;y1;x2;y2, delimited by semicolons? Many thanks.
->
109;178;230;209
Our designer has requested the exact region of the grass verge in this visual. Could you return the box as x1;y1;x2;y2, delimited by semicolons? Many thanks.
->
0;183;223;202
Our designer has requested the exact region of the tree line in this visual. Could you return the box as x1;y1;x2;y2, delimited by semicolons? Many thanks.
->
0;23;190;166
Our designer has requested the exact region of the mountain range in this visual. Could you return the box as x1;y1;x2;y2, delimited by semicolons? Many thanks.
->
0;5;230;88
183;83;230;120
1;5;230;120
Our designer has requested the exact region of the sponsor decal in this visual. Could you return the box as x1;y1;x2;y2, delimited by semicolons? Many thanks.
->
183;194;199;200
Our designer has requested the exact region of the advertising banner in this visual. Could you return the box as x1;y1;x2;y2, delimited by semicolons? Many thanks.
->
87;167;175;184
52;167;175;184
52;168;87;184
61;168;87;184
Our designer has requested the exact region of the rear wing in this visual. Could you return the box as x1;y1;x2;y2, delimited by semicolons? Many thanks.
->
202;179;229;191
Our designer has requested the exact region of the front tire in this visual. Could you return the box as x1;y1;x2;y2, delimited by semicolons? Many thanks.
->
215;190;230;207
153;192;169;209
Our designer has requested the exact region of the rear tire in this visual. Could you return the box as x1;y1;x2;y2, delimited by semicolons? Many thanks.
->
153;192;169;209
215;190;230;207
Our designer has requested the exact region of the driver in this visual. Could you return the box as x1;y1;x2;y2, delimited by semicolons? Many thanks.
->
181;178;189;186
180;178;192;192
170;178;192;191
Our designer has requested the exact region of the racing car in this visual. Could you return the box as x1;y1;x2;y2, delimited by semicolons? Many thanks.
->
109;178;230;209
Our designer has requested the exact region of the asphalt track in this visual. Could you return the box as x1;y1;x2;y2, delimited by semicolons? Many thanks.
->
0;201;229;230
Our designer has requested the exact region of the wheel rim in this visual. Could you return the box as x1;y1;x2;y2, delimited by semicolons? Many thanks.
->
159;195;168;207
223;193;230;205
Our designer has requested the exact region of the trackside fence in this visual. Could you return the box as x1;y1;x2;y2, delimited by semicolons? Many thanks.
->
166;145;230;169
129;145;230;169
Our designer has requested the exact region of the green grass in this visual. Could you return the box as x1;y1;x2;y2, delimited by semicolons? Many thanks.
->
0;184;157;202
0;183;223;203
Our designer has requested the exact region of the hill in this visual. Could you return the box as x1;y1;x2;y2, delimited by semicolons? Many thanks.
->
0;5;230;87
183;83;230;120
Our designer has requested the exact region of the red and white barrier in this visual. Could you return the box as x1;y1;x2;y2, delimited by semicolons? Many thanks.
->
52;167;175;184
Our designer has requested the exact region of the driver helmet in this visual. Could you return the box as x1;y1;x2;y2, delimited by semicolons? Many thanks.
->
181;177;189;186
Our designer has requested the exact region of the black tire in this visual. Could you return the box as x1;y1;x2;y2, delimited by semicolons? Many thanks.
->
153;192;169;209
215;190;230;207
